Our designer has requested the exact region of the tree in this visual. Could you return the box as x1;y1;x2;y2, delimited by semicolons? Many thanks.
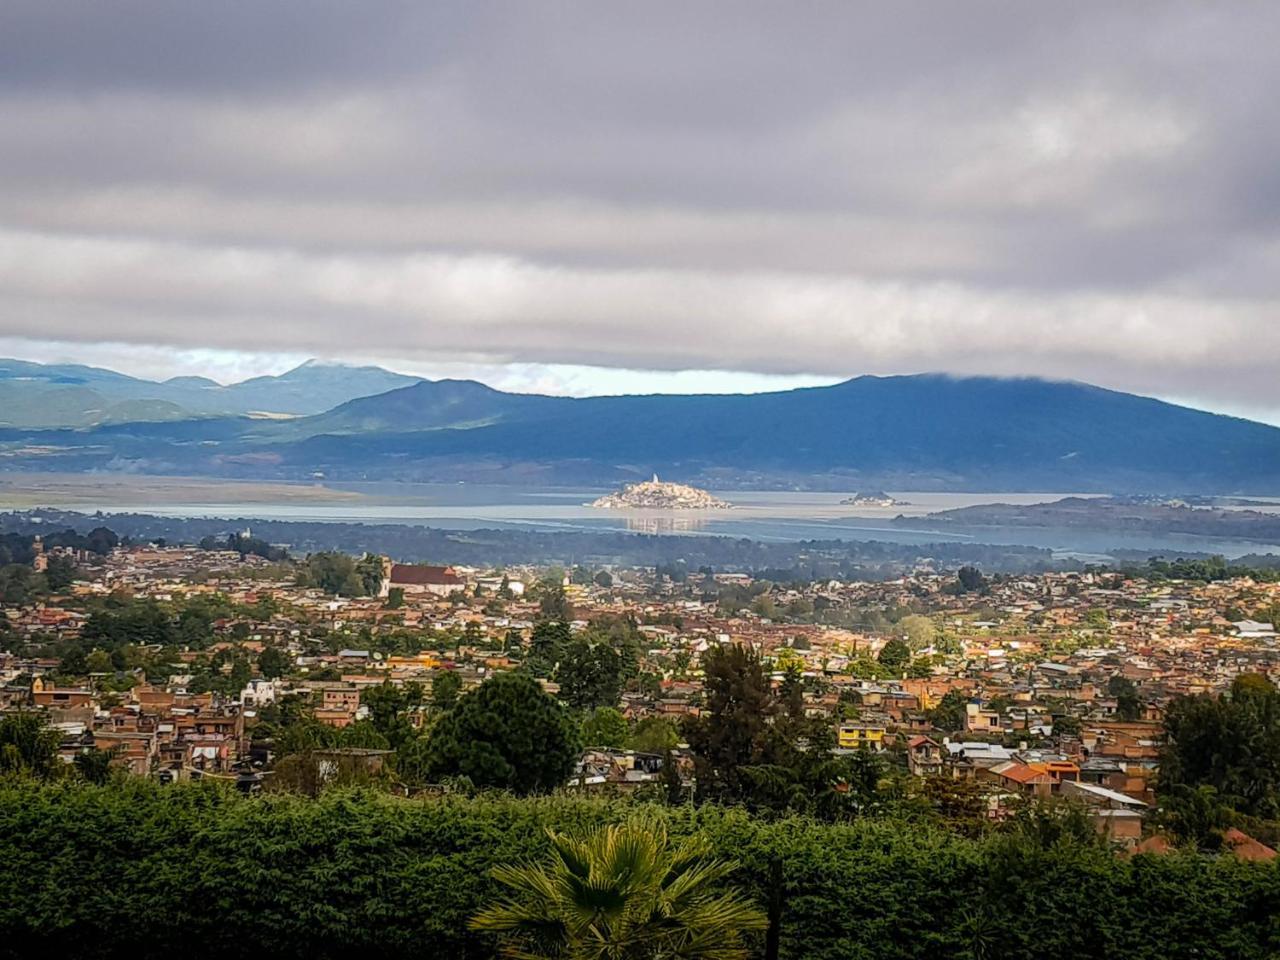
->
338;721;391;750
274;719;340;758
384;587;405;609
1108;675;1142;722
778;660;805;718
956;565;986;593
582;707;629;749
1231;672;1276;701
44;554;77;591
877;638;910;672
394;734;437;788
299;552;363;596
220;657;252;697
0;712;59;778
526;620;570;677
927;690;968;733
425;672;579;794
934;630;962;655
921;775;993;837
503;629;524;656
786;597;814;620
257;646;291;680
1053;714;1082;738
630;716;679;755
906;658;933;679
683;644;777;803
555;639;624;711
470;819;767;960
226;532;287;561
59;647;89;676
661;749;685;805
538;582;574;621
178;604;216;647
356;553;386;596
899;615;936;651
0;565;42;604
1157;784;1235;850
593;570;613;588
432;669;462;710
360;681;424;749
1159;678;1280;819
83;599;175;649
74;747;115;784
86;526;119;555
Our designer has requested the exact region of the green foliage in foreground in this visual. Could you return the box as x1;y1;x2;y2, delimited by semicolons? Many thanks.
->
471;818;767;959
425;672;580;793
0;781;1277;960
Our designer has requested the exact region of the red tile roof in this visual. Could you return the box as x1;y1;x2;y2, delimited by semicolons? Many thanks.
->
389;564;463;586
992;761;1054;784
1222;828;1277;862
1131;834;1175;856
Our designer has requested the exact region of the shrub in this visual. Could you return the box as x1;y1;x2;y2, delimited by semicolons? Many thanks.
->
0;780;1276;960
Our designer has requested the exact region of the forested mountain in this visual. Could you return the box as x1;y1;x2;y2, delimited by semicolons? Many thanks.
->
246;374;1280;492
1;366;1278;492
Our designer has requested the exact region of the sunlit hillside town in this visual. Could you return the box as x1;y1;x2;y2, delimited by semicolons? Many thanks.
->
1;530;1276;859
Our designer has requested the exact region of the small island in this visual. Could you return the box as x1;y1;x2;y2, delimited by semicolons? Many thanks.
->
590;475;732;510
840;490;909;507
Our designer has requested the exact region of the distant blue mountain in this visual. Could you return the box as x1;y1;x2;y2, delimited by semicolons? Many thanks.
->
267;374;1280;492
1;370;1277;493
0;358;422;426
218;360;422;415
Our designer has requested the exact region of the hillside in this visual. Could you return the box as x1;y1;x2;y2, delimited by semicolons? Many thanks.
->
215;360;422;416
295;378;571;435
0;357;422;425
0;377;199;428
1;371;1278;492
904;495;1280;543
270;375;1280;493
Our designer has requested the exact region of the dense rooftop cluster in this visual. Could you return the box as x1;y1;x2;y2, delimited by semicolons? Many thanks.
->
2;535;1278;856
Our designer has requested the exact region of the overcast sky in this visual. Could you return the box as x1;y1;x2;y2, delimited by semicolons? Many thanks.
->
1;2;1278;417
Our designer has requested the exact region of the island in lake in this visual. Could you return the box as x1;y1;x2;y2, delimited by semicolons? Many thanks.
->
590;475;732;510
841;490;910;507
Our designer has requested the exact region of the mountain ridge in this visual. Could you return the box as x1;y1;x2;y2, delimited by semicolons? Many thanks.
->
0;357;423;425
0;365;1275;493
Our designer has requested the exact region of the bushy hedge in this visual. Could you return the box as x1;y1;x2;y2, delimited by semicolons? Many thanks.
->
0;779;1277;960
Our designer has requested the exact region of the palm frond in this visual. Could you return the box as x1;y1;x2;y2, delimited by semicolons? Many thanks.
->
470;818;767;960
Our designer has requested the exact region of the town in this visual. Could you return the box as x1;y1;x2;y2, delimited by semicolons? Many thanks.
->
2;525;1277;861
7;3;1280;956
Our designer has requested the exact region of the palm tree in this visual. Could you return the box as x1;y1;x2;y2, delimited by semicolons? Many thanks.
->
469;819;768;960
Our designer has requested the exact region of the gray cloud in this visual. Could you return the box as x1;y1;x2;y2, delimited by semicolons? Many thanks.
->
0;1;1277;411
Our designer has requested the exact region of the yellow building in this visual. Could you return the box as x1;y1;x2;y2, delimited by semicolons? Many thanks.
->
386;653;442;671
837;723;886;750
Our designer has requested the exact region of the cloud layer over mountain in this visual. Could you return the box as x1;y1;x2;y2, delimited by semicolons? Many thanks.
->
1;2;1277;410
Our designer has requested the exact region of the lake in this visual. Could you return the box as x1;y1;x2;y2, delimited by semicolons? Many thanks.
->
5;477;1279;559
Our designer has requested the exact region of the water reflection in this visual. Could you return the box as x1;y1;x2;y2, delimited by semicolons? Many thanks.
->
625;515;708;534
